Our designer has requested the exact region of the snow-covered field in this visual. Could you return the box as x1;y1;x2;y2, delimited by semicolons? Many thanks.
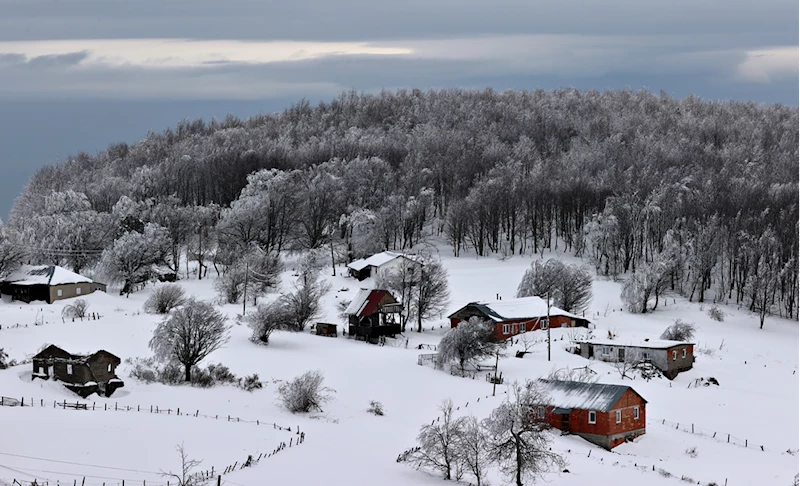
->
1;246;797;486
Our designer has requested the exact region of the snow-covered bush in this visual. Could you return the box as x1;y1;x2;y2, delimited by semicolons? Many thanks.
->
367;400;385;416
128;357;242;388
277;370;335;413
239;374;263;392
707;305;725;322
62;299;90;320
685;447;698;458
0;348;8;369
660;319;697;341
246;299;293;345
144;284;187;314
207;363;238;384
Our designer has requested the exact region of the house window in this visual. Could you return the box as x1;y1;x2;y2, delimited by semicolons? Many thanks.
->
537;406;545;419
38;367;45;375
618;348;626;360
66;364;73;375
672;350;677;360
642;351;649;360
602;346;610;355
76;287;81;295
616;410;622;424
634;406;640;420
570;319;576;327
57;289;63;297
502;324;510;335
107;364;112;372
682;348;687;358
588;411;596;424
541;319;549;330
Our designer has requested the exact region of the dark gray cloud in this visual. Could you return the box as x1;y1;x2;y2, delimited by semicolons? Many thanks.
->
26;50;89;68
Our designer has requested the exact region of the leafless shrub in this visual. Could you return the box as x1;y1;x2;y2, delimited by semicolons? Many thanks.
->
707;305;725;322
548;366;598;383
658;468;673;478
160;443;206;486
660;319;697;341
144;284;187;314
685;446;698;458
62;299;90;319
367;400;385;416
239;374;263;392
277;370;335;413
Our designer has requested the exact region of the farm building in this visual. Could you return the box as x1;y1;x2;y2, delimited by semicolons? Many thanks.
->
31;345;124;398
535;379;647;450
448;296;590;341
572;338;695;379
347;251;422;281
345;289;403;342
1;265;106;304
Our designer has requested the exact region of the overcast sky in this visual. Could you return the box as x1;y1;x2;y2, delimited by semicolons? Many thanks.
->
0;0;797;218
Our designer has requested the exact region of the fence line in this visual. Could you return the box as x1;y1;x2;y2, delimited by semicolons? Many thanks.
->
654;417;769;452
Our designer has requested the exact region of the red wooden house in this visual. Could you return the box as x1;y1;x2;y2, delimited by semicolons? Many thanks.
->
448;296;590;341
344;289;403;342
534;379;647;450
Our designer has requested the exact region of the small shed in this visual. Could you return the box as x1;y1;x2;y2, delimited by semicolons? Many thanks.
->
1;265;104;304
345;289;403;342
32;345;124;398
315;323;338;337
536;379;647;450
448;296;590;341
572;338;695;379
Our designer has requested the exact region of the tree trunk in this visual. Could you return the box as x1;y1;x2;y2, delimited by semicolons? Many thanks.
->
515;433;524;486
184;364;192;382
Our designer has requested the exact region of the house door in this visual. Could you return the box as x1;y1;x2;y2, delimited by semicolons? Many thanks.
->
618;348;625;360
588;346;594;358
47;365;54;378
561;414;570;432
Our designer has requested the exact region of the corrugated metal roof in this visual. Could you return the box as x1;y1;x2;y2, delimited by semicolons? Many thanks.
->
538;379;646;413
344;289;373;315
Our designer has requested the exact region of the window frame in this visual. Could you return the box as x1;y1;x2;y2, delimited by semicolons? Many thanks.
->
588;411;596;424
66;364;73;375
672;350;677;360
107;364;112;373
616;410;622;424
541;318;549;330
682;348;687;358
502;324;510;335
634;406;640;420
602;346;610;355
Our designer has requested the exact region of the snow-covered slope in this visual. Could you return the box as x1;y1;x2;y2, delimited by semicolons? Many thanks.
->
0;246;796;486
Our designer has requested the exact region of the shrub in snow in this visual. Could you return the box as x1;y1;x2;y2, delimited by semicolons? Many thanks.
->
144;284;187;314
658;468;672;478
685;447;698;458
548;366;598;383
191;367;215;388
245;299;293;345
128;357;243;388
62;299;90;320
149;298;229;382
0;348;8;369
707;305;725;322
207;363;238;384
517;259;593;314
277;369;334;413
214;266;247;304
367;400;385;416
239;374;263;392
436;317;498;374
660;319;697;342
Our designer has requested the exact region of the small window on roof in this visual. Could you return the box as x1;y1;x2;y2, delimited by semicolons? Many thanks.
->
588;411;596;424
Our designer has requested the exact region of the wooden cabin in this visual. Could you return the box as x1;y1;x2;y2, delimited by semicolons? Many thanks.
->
345;289;403;342
535;379;647;450
32;345;124;398
315;322;338;337
448;296;590;341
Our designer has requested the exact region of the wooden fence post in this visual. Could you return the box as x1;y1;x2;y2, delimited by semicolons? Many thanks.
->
217;476;221;486
691;424;694;433
727;434;730;443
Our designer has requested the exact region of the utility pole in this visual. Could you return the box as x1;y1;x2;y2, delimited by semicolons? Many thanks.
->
547;291;552;362
492;350;500;397
242;259;250;316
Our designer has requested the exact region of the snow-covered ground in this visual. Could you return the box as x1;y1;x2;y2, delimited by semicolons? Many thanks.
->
1;245;797;486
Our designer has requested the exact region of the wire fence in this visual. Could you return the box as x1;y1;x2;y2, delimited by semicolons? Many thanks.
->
0;395;306;486
654;417;770;452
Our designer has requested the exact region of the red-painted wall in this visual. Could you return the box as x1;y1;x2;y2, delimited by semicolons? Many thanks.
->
450;315;588;341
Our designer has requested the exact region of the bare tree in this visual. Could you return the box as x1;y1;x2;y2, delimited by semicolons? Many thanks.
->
613;349;643;380
277;369;335;413
144;284;187;314
411;399;465;480
61;299;90;320
457;415;490;486
620;261;669;313
149;299;229;382
484;380;565;486
245;299;292;345
437;317;498;374
161;443;206;486
517;259;593;314
413;260;450;333
660;319;697;341
282;274;331;331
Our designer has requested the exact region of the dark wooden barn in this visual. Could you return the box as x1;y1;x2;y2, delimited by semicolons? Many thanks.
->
345;289;403;342
32;345;124;398
1;265;104;304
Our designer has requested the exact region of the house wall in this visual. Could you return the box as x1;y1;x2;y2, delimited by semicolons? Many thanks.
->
87;354;119;383
665;344;695;378
587;344;693;379
32;359;94;385
374;257;420;280
49;283;94;304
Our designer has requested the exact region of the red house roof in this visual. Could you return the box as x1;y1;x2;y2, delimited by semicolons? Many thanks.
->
344;289;398;317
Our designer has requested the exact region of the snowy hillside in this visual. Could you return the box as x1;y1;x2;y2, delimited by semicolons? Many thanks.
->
1;246;797;486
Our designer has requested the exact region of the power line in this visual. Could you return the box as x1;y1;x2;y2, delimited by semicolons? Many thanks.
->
3;465;168;485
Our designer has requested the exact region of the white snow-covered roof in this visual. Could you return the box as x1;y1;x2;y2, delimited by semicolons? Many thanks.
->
539;379;646;412
346;251;420;271
572;338;693;349
5;265;93;286
454;296;587;322
345;289;373;315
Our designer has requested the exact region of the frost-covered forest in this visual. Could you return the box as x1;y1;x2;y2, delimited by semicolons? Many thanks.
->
3;88;798;321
